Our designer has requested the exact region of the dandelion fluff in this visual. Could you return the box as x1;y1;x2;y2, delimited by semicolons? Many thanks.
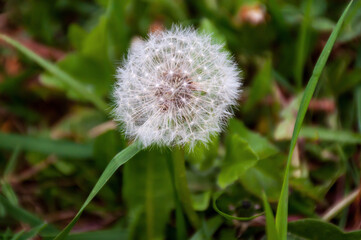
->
113;26;242;148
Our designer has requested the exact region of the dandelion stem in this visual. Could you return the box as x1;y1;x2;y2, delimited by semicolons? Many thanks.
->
172;147;200;229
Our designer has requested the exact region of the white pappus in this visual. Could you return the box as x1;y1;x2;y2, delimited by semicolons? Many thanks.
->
113;26;242;148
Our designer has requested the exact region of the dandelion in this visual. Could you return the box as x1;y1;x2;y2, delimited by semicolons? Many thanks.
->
113;26;241;148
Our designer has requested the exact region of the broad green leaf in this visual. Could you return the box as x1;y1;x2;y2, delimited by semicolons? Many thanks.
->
54;141;143;240
299;126;361;144
42;0;130;101
239;154;284;202
0;132;92;159
288;219;361;240
228;119;279;159
186;135;219;170
244;56;273;111
218;135;259;188
189;216;223;240
199;18;227;45
86;0;130;61
127;207;145;240
221;119;281;195
0;34;107;110
192;191;211;211
262;192;278;240
275;2;354;239
123;150;174;240
81;15;109;62
68;24;87;51
105;0;131;61
40;54;113;99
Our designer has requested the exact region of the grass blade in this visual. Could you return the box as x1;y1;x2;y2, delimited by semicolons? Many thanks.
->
0;132;92;159
4;146;21;176
299;126;361;144
53;141;143;240
262;192;278;240
275;1;354;239
1;182;19;205
189;216;223;240
0;34;108;111
1;147;21;205
294;0;313;89
10;230;25;240
20;223;48;240
0;195;58;234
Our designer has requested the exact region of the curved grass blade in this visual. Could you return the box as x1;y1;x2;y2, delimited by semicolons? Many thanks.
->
53;141;143;240
275;1;354;239
262;192;278;240
0;132;92;159
0;34;108;111
213;192;263;221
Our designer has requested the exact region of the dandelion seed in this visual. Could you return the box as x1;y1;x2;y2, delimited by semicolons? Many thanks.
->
113;26;242;148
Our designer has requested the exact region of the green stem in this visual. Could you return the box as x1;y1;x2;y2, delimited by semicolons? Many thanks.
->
173;148;200;229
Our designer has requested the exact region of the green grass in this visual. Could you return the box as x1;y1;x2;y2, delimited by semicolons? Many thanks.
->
1;0;361;239
275;2;353;239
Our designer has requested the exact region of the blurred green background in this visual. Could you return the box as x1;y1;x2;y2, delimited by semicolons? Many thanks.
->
1;0;361;239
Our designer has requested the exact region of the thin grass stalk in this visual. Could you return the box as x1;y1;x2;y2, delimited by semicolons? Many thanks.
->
275;1;354;239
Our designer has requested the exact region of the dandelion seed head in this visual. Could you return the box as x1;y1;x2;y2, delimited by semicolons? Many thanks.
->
113;26;242;148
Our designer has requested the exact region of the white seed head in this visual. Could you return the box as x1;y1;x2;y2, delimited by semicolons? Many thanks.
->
113;26;242;148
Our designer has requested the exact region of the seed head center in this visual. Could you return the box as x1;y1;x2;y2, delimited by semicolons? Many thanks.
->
155;72;195;111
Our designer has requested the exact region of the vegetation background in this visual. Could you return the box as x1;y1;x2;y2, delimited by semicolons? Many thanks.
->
0;0;361;239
